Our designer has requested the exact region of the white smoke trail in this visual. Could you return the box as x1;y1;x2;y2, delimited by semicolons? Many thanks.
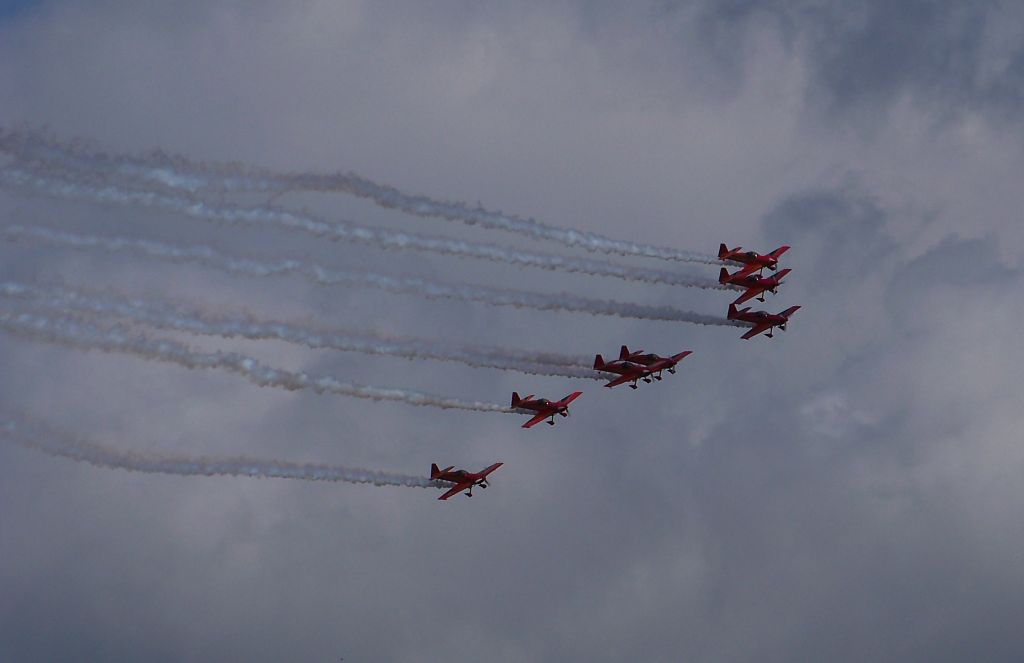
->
0;128;720;263
0;281;602;380
0;309;518;414
0;413;444;489
0;167;726;289
5;225;742;327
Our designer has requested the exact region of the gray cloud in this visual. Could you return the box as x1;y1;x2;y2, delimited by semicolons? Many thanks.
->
692;1;1024;132
2;2;1024;662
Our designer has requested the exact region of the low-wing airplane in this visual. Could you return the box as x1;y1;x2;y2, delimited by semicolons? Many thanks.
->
718;243;790;273
620;346;693;375
593;353;652;389
728;303;801;340
720;267;792;305
431;462;504;500
593;346;693;389
511;391;583;428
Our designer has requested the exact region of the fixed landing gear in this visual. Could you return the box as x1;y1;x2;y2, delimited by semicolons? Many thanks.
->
629;383;638;390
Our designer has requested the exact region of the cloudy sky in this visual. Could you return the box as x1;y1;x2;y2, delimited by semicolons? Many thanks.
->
2;1;1024;661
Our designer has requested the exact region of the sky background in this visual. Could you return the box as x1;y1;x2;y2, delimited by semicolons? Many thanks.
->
2;1;1024;661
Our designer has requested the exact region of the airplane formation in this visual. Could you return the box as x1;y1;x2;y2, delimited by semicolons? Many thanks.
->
433;242;799;500
0;132;809;502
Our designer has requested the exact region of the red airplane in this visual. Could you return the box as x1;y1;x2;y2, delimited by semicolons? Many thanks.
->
431;462;504;500
720;267;792;305
593;353;651;389
511;391;583;428
728;303;801;340
619;345;693;376
594;346;693;389
718;243;790;273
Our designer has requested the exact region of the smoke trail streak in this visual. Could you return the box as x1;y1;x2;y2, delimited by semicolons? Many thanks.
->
5;225;743;327
0;166;726;289
0;128;720;263
0;309;518;414
0;282;602;380
0;413;444;489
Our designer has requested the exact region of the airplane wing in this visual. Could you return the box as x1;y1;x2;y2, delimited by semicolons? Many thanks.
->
479;462;504;477
732;263;762;278
438;481;472;500
741;323;772;340
604;373;637;388
731;287;762;306
522;412;551;428
561;391;583;405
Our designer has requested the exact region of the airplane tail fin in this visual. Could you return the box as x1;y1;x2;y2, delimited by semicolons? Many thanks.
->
780;305;801;319
718;243;730;259
618;345;631;361
727;303;739;319
718;267;731;284
511;391;521;407
769;245;791;260
430;463;440;479
593;354;606;370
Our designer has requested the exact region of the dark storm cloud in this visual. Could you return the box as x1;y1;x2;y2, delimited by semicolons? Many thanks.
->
694;0;1024;130
760;185;892;278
